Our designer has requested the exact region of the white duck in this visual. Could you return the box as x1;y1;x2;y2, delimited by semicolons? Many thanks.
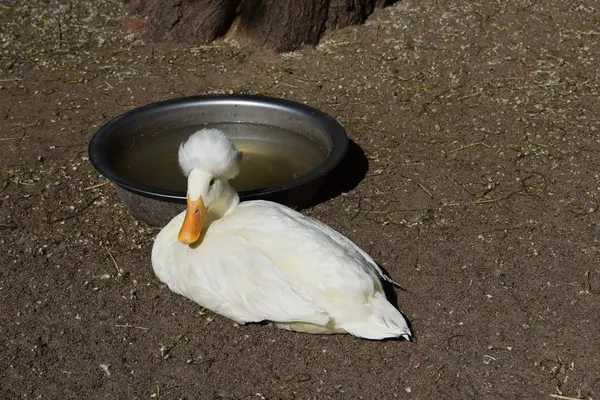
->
152;129;411;340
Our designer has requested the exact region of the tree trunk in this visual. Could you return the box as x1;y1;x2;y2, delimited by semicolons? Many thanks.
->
124;0;397;52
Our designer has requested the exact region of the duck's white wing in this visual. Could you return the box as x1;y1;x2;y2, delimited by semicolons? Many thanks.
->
152;217;330;327
214;201;411;340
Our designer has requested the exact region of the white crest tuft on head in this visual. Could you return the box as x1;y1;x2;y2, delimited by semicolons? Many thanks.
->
178;128;241;179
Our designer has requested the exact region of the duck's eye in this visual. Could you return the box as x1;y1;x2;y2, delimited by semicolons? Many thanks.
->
209;178;216;187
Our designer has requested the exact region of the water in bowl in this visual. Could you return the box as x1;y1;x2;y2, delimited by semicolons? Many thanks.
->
113;123;328;192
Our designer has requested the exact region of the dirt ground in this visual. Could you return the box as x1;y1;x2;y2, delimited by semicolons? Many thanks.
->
1;0;599;399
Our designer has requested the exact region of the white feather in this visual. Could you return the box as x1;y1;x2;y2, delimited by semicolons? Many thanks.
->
178;128;240;179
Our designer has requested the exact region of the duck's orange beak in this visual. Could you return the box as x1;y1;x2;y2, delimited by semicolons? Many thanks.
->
178;195;206;245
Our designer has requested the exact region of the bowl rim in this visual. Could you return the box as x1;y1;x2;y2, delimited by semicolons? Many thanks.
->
88;94;348;201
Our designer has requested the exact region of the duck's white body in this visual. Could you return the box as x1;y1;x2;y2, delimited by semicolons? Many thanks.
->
153;200;410;339
151;128;411;340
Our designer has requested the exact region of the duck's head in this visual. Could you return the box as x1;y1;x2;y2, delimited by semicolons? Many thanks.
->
177;128;241;245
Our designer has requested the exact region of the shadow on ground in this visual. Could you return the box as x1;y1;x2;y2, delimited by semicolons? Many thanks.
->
304;139;369;208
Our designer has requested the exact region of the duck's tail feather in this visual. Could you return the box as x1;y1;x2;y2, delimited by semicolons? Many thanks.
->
341;293;411;340
381;274;404;289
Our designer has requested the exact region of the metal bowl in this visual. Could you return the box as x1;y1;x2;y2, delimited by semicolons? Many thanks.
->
88;94;348;227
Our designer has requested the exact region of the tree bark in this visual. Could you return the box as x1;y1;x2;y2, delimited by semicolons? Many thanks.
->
125;0;397;52
126;0;239;43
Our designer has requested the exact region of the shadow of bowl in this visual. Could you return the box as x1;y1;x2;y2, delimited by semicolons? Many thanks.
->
303;139;368;208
